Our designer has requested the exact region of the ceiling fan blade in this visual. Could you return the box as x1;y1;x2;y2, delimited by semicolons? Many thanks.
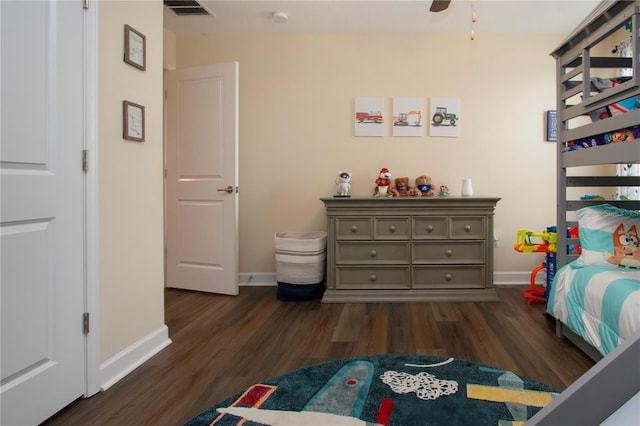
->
429;0;452;13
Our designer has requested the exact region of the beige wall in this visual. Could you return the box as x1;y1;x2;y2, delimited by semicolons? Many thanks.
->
163;29;177;70
99;1;165;361
174;33;567;276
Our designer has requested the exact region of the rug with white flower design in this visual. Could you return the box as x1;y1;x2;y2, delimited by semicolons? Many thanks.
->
184;354;558;426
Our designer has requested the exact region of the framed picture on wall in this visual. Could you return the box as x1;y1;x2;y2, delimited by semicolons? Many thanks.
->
123;100;145;142
546;110;557;142
124;24;146;70
429;97;460;138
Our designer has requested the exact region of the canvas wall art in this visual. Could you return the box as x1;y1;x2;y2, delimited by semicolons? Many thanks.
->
392;97;423;137
429;98;460;137
354;97;384;137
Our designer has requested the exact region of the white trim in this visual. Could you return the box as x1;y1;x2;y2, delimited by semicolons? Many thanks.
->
493;271;544;286
84;0;101;398
99;325;172;391
238;272;538;287
239;272;277;286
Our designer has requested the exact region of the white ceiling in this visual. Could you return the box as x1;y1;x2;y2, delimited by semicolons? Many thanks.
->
164;0;602;37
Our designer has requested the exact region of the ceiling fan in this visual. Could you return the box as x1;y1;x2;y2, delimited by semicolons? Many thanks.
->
429;0;452;13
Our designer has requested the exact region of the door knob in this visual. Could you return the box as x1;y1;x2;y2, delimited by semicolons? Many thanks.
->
217;185;234;194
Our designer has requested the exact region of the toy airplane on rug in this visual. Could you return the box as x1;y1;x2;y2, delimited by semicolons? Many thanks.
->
213;360;387;425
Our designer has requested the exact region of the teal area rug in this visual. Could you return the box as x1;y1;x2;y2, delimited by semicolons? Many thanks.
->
185;354;557;425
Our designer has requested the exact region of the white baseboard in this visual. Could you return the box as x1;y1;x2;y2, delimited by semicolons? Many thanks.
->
493;271;544;286
239;272;537;287
99;325;172;391
239;272;277;286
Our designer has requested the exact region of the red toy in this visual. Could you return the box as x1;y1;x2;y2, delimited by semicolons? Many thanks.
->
374;167;392;197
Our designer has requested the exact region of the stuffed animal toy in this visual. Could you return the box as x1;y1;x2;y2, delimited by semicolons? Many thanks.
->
335;171;352;197
439;185;450;197
374;167;392;197
393;177;411;196
415;175;435;197
408;186;422;197
387;187;400;197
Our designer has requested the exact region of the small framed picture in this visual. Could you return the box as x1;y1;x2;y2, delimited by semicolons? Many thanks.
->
546;110;557;142
123;100;145;142
124;24;146;70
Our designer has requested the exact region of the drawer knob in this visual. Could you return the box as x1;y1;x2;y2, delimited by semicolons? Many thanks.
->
445;273;452;281
426;225;434;232
369;250;377;257
389;225;396;232
370;274;377;282
445;249;453;256
351;225;358;232
464;225;471;232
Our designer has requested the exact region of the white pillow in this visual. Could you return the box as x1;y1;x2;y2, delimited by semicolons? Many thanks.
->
576;204;640;268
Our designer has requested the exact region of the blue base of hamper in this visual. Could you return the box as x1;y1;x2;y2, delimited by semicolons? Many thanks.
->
277;281;326;301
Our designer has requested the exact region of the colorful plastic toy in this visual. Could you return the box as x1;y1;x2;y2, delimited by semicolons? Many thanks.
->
514;229;557;254
514;226;580;304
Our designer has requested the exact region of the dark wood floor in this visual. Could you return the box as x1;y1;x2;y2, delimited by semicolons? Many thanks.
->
43;285;595;426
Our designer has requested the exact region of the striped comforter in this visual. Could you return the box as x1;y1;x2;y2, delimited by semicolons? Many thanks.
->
547;262;640;357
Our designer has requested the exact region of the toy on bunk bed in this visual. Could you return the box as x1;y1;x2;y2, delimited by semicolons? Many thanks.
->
514;226;581;304
565;81;640;151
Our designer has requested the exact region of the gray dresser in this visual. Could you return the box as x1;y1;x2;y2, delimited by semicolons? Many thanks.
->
320;196;501;302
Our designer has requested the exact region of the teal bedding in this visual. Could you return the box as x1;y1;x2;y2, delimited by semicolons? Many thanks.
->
547;262;640;357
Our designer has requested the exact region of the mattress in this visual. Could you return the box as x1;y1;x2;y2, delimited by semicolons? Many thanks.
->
547;262;640;357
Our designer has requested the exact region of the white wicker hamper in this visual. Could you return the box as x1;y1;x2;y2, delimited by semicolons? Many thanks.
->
274;232;327;300
274;232;327;255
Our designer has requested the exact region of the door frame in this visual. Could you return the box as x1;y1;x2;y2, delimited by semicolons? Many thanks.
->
84;0;100;398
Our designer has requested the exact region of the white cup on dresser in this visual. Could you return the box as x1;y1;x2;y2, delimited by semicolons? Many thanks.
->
461;178;473;196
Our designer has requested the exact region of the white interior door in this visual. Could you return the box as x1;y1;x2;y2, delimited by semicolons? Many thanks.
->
0;1;86;424
165;62;239;295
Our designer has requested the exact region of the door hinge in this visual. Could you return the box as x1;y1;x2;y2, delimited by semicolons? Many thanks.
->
83;312;90;334
82;149;88;173
83;0;89;10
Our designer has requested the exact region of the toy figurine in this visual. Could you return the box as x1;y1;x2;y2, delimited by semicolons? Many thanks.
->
335;171;352;197
438;185;450;197
374;167;392;197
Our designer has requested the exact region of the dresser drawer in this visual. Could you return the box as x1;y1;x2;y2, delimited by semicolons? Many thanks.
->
336;217;372;240
337;267;411;289
375;217;410;240
450;216;486;239
413;241;485;264
337;242;410;264
412;265;485;289
412;216;448;239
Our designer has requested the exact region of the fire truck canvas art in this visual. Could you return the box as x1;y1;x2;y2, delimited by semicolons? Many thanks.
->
354;97;385;137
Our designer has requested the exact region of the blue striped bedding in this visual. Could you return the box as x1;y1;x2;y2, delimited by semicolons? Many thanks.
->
547;262;640;357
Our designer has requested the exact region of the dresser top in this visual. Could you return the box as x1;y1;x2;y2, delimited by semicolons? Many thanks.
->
321;196;501;213
321;196;501;201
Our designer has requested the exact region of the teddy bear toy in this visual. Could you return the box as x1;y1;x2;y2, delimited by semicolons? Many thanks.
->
374;167;392;197
408;187;422;197
439;185;450;197
335;171;352;197
392;177;411;196
415;175;435;197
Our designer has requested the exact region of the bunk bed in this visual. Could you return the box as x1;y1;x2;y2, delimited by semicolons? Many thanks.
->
549;0;640;362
